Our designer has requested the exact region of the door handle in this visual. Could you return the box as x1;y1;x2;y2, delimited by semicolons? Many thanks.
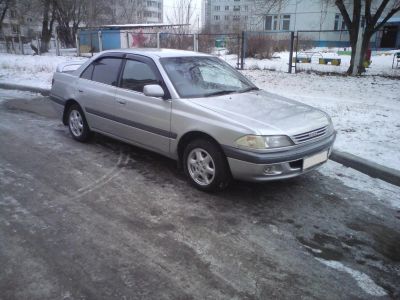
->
117;99;126;105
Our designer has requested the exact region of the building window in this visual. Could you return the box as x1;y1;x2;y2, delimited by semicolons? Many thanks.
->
225;15;229;20
265;15;285;31
11;24;19;34
214;15;220;20
233;15;240;21
244;5;248;12
245;16;248;21
334;14;340;30
273;15;279;30
10;10;17;19
214;6;220;11
265;15;272;30
27;17;33;22
225;6;229;11
281;14;290;30
233;5;240;11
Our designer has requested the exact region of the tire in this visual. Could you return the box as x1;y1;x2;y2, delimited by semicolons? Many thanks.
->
183;138;231;192
67;104;92;142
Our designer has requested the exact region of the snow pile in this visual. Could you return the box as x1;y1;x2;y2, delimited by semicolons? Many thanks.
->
0;53;87;89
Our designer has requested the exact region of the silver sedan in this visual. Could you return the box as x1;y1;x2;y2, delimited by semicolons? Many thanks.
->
50;49;335;191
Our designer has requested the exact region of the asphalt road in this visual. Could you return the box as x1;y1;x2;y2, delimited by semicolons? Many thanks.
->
0;90;399;300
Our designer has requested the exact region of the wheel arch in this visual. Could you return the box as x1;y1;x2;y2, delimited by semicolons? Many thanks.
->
177;131;226;163
62;99;81;125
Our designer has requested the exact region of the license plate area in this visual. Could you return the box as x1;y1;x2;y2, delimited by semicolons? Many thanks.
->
303;151;328;169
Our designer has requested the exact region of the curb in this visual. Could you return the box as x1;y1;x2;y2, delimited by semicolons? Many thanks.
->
0;83;50;96
330;150;400;187
1;83;399;187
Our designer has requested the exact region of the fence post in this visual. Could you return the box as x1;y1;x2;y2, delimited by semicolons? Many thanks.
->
193;33;199;52
98;31;103;52
36;36;41;55
55;32;60;56
240;31;245;70
288;31;294;74
126;31;129;48
157;32;160;48
76;30;80;57
18;33;24;55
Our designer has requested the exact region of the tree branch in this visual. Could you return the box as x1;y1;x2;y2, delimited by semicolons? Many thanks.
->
373;7;400;33
371;0;390;26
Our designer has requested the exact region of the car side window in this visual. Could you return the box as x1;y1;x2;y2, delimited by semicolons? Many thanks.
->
121;59;159;93
81;64;94;80
91;58;122;86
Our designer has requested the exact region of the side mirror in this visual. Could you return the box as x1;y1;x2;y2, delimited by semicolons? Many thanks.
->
143;84;164;98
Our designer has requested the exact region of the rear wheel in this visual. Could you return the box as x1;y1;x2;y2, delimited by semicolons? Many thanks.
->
67;104;92;142
183;138;231;192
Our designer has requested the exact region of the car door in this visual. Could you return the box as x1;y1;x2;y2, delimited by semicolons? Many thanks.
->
77;55;123;135
114;55;173;154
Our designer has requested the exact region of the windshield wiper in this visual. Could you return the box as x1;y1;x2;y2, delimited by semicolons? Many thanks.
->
204;90;238;97
239;87;259;93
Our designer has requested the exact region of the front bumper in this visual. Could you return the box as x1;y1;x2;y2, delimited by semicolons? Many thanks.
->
223;133;336;182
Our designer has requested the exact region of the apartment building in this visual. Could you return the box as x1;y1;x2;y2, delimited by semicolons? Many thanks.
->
203;0;400;48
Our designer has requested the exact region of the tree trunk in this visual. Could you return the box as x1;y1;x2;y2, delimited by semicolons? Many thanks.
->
347;38;357;74
40;0;52;53
352;31;372;75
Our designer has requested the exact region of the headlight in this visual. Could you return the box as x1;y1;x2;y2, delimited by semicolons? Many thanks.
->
235;135;294;149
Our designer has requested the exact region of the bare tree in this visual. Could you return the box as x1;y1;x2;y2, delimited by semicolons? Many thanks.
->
0;0;11;31
39;0;56;53
334;0;400;74
54;0;87;47
166;0;196;34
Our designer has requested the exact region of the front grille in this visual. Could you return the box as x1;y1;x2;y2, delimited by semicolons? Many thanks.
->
292;126;328;144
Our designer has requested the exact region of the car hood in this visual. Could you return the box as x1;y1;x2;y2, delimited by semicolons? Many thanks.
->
186;90;330;136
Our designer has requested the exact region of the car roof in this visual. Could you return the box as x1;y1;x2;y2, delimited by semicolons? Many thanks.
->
99;48;212;59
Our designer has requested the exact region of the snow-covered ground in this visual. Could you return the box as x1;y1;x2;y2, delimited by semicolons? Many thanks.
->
0;53;87;88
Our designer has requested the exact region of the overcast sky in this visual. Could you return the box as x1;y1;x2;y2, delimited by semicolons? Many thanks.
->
163;0;203;27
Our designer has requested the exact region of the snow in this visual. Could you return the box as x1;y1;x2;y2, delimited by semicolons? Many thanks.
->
0;53;87;89
316;257;387;297
320;161;400;210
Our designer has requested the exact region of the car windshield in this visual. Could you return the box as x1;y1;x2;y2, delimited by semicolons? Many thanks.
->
160;56;258;98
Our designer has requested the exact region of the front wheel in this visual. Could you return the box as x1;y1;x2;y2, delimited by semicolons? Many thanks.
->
67;104;92;142
183;139;231;192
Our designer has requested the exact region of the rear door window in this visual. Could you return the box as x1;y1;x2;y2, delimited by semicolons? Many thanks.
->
91;58;122;86
120;60;159;93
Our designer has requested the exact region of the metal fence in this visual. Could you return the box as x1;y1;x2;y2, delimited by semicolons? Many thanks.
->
291;29;389;73
1;28;397;74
